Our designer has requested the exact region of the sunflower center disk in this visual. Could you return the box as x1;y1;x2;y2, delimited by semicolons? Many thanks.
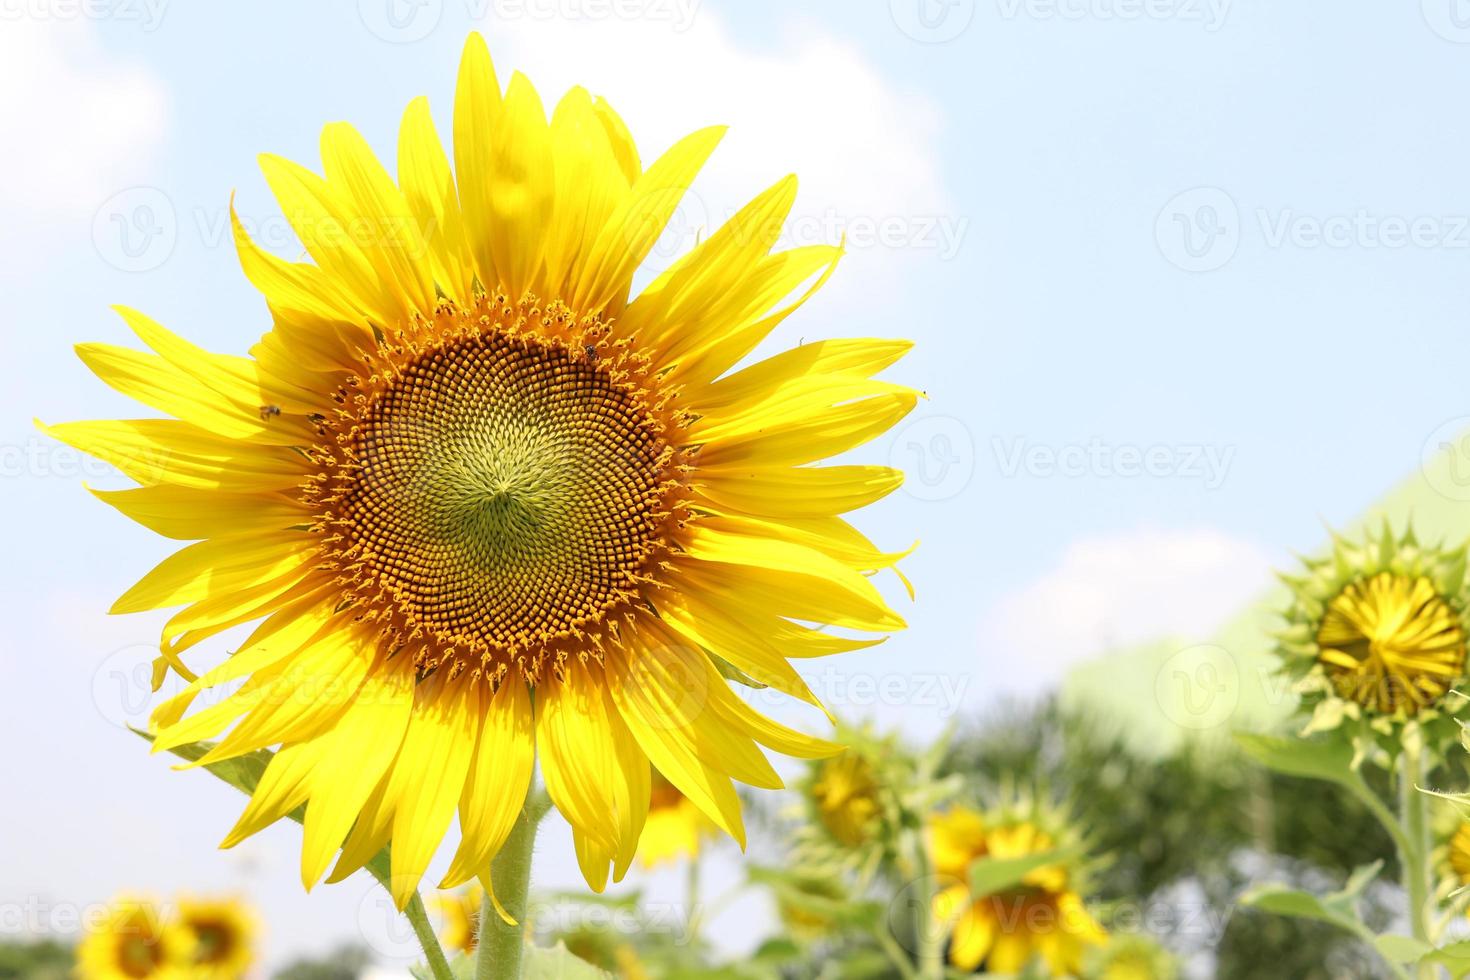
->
337;329;668;658
1316;571;1467;714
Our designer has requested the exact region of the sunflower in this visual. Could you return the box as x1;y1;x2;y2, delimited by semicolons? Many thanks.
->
435;882;483;955
930;806;1105;976
635;772;714;869
1276;523;1470;744
77;896;191;980
175;896;256;978
45;33;914;910
811;750;881;847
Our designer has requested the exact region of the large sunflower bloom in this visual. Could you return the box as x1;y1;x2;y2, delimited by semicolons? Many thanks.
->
930;807;1105;976
76;896;192;980
46;34;914;910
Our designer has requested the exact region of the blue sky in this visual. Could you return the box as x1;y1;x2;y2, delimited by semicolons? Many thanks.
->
6;0;1470;971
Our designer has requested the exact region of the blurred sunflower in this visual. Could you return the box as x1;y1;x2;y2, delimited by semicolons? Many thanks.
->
1277;523;1470;745
175;896;255;978
46;32;915;909
930;803;1105;976
636;773;714;869
812;750;882;848
1085;934;1178;980
76;896;191;980
435;883;483;954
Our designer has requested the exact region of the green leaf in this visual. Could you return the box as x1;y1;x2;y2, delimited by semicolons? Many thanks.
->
965;846;1080;898
711;655;768;690
1234;732;1356;786
1238;885;1356;929
1374;935;1432;964
1239;861;1383;936
1423;941;1470;979
410;953;476;980
520;942;613;979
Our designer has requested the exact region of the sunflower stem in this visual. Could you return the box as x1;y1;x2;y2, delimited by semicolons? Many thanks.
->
911;826;943;980
477;788;548;980
1399;744;1433;976
405;892;456;980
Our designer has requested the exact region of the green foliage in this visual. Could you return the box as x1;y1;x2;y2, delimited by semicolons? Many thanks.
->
271;945;373;980
0;938;72;980
939;697;1403;977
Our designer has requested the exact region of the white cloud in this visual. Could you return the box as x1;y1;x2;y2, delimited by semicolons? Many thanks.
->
981;527;1274;690
487;11;956;299
0;18;167;218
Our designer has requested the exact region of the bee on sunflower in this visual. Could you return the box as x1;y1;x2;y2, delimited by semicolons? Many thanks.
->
929;796;1107;977
1275;522;1470;758
76;896;192;980
45;31;916;976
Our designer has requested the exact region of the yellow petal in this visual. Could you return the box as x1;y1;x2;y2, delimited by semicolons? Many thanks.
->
397;96;477;304
442;676;534;889
300;664;415;888
569;126;725;317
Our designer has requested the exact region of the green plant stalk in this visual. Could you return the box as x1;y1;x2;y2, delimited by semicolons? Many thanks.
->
1399;744;1435;980
910;826;944;980
476;790;549;980
403;893;456;980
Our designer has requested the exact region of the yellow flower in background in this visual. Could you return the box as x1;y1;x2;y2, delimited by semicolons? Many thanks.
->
930;806;1105;976
636;773;714;869
811;750;882;847
77;896;191;980
1451;821;1470;884
175;896;256;978
435;883;483;954
1316;572;1465;716
46;32;915;909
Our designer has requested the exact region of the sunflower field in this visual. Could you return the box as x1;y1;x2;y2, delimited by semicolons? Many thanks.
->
8;4;1470;979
